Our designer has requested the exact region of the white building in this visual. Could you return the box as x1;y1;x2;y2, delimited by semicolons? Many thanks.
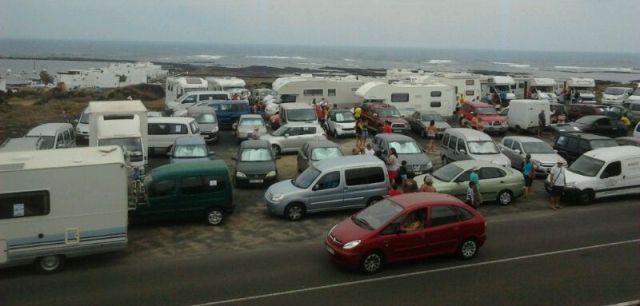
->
55;62;167;89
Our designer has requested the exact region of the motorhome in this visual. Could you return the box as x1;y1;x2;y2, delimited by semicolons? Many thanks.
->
272;74;368;107
165;77;208;108
87;100;148;173
514;78;558;101
481;76;517;106
565;77;596;103
206;77;249;98
428;72;484;102
355;81;457;118
0;146;128;272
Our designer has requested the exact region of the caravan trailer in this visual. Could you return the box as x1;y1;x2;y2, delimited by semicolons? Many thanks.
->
514;78;558;101
0;146;129;272
481;76;517;106
355;81;457;119
428;72;484;101
272;75;368;107
165;77;208;108
206;77;250;99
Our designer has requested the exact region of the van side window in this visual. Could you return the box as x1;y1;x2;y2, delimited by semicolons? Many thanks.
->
555;135;568;147
441;134;449;147
566;137;579;151
189;121;200;134
180;176;225;194
315;171;341;190
149;123;169;135
503;138;513;148
171;124;188;135
448;136;458;150
0;190;50;219
345;167;385;186
150;180;175;197
601;161;621;178
457;138;467;152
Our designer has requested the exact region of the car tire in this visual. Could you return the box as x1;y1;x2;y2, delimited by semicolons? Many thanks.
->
36;255;65;273
360;251;384;274
578;189;594;205
457;239;478;260
366;196;383;207
497;190;513;206
272;144;281;157
206;208;224;225
285;203;305;221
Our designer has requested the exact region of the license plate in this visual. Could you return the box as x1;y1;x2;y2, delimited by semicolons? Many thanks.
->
249;179;264;184
393;129;402;133
414;171;422;175
326;245;335;255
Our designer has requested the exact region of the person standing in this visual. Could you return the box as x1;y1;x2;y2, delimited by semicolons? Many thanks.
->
419;175;437;192
398;160;408;184
364;143;375;155
386;147;399;184
382;120;392;133
538;110;546;137
522;154;535;198
426;120;438;152
353;104;362;120
354;118;364;149
470;167;480;191
548;161;565;210
465;181;481;209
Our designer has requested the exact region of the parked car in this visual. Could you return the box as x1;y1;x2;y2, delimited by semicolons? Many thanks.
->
168;91;231;111
415;160;524;205
265;155;389;221
148;117;200;154
408;111;451;138
297;140;343;173
75;107;90;143
361;103;410;134
550;115;623;138
233;114;267;143
615;137;640;147
371;133;433;175
440;128;511;167
553;133;618;164
544;146;640;205
458;102;508;135
232;139;278;186
595;105;634;123
602;87;633;105
565;104;604;122
260;122;326;156
325;193;486;274
634;122;640;138
0;137;46;152
135;161;234;225
25;123;76;150
168;136;214;163
178;105;219;143
203;100;251;128
625;101;640;123
499;136;567;175
325;109;357;137
397;106;417;118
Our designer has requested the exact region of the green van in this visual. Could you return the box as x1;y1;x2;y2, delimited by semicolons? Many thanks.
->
133;161;234;225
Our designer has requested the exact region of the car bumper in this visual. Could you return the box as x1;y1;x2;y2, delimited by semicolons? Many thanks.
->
336;129;356;136
237;174;277;185
264;196;286;217
325;240;361;268
201;131;219;142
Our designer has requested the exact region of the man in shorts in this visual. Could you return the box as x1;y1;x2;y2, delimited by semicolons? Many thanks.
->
549;161;565;210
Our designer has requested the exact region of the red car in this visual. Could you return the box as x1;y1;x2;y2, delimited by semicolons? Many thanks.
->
361;103;410;134
458;102;508;135
325;193;486;274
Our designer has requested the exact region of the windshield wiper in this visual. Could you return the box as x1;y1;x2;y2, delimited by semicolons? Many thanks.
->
351;216;373;230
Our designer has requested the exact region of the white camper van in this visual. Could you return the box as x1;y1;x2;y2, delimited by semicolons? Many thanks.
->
514;78;558;101
87;100;148;173
206;77;249;98
502;99;551;132
165;77;208;108
565;77;596;103
272;74;367;107
355;81;457;119
0;146;129;272
481;76;516;105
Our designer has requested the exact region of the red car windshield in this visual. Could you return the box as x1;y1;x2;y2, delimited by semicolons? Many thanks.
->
353;199;403;230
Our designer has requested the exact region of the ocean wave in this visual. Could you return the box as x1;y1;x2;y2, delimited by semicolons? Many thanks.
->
427;59;453;64
297;62;323;66
343;58;356;62
247;55;307;60
553;65;634;72
492;62;531;68
188;54;223;60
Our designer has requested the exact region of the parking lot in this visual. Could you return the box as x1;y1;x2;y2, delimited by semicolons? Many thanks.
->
125;124;566;262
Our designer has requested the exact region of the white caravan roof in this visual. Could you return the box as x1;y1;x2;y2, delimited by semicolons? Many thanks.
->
567;77;595;88
355;81;387;97
489;76;516;85
273;75;367;92
355;81;452;98
530;78;557;87
170;77;208;89
87;100;147;114
206;77;246;88
0;146;125;171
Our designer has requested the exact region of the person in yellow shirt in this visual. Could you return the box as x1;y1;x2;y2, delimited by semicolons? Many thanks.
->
620;115;631;127
353;105;362;119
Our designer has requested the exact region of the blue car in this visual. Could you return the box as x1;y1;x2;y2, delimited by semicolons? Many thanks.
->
203;100;251;128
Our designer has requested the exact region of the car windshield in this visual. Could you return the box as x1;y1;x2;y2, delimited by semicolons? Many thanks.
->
98;137;144;161
311;147;342;160
522;142;555;154
377;109;401;118
32;136;55;149
292;167;321;189
432;163;463;182
79;112;90;124
467;141;499;154
353;199;403;230
173;144;208;158
240;148;272;161
421;113;443;121
334;112;355;123
569;155;604;177
288;109;317;122
195;113;216;124
605;88;626;95
389;141;422;154
240;118;264;126
475;107;497;115
494;85;510;92
590;139;618;149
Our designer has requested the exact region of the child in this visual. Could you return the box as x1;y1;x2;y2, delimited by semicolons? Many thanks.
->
398;160;408;184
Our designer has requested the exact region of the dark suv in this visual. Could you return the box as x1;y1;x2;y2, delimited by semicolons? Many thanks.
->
553;133;618;164
361;103;410;134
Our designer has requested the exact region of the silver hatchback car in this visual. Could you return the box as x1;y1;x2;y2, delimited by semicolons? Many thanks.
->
260;122;327;155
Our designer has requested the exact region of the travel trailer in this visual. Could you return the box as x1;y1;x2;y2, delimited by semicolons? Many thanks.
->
481;76;517;105
565;77;596;103
87;100;148;173
514;78;558;101
165;77;208;108
206;77;249;98
0;146;129;272
355;81;457;118
428;72;484;101
272;74;368;107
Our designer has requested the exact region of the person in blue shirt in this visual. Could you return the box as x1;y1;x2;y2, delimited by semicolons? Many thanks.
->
470;167;480;189
522;154;534;198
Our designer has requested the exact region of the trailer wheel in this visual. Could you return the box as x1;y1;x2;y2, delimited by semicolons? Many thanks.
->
36;255;65;273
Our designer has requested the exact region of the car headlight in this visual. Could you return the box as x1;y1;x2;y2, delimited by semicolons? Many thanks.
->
565;182;577;188
501;121;508;127
266;170;276;177
236;171;247;178
343;240;361;250
212;126;219;132
426;161;433;169
271;193;285;202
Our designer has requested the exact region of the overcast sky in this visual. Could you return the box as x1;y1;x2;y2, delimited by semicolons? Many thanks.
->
2;0;639;53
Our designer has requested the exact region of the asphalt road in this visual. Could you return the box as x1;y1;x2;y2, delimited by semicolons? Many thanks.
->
1;200;638;306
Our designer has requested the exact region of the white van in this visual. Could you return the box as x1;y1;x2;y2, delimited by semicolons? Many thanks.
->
561;146;640;205
25;123;76;150
440;128;511;167
503;99;550;132
148;117;200;153
280;102;318;124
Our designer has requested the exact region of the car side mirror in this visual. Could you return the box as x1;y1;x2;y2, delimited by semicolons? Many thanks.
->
312;184;320;191
514;149;521;154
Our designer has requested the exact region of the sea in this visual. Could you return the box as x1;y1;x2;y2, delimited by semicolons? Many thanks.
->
1;39;639;83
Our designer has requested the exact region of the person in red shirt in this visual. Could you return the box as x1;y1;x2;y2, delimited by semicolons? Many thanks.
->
382;120;392;133
388;183;401;197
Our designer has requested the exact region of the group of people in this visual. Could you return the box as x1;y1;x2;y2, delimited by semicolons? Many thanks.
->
522;154;566;210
